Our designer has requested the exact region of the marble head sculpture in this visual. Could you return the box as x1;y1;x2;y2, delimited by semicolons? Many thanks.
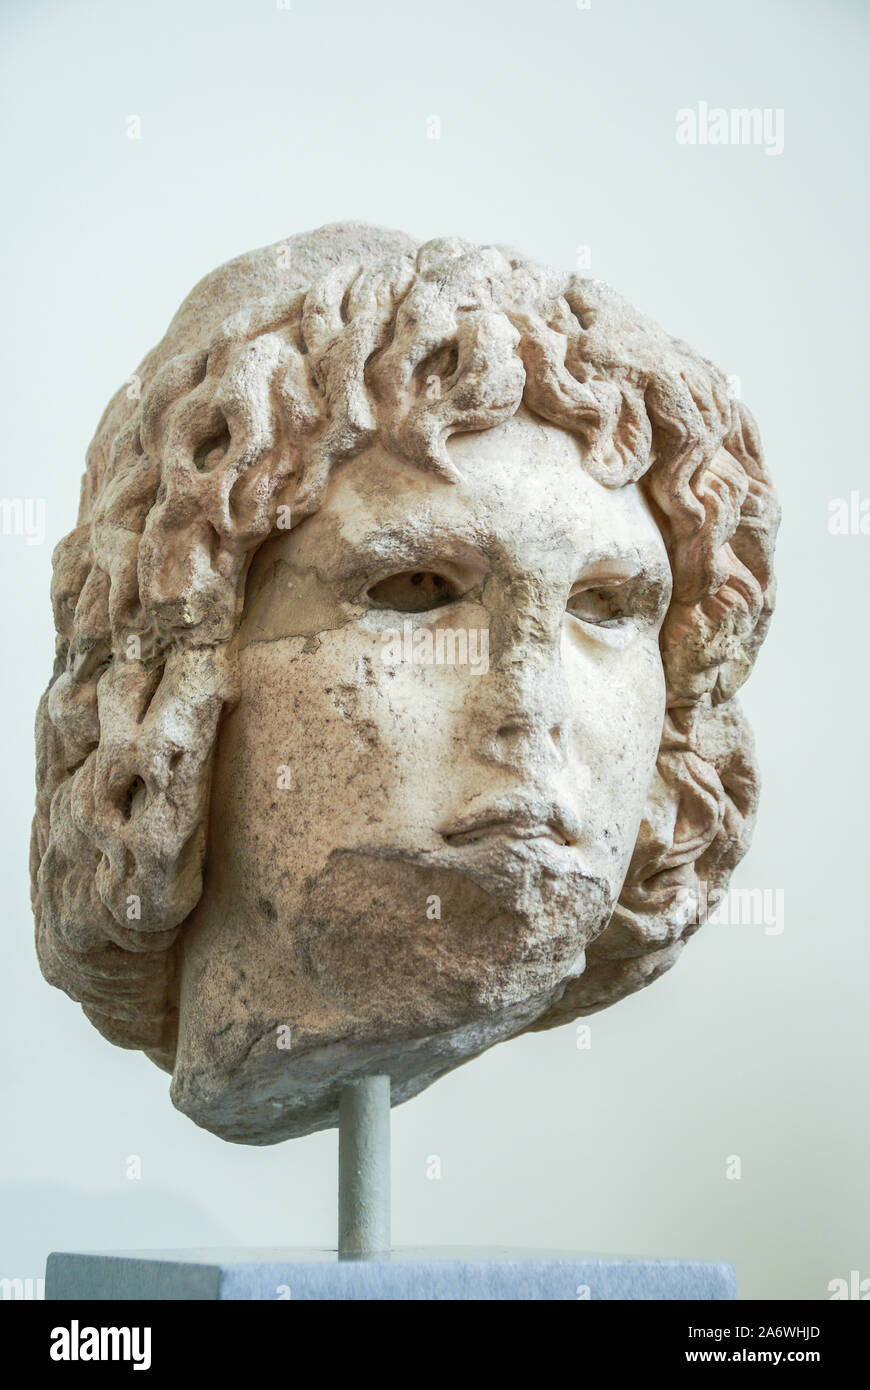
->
31;223;779;1143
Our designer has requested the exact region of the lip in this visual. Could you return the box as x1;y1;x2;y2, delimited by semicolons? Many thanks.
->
440;797;582;849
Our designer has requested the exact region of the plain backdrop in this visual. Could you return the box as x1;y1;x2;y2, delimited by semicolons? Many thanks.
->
1;0;867;1301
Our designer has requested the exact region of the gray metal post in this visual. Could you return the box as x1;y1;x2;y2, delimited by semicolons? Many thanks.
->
338;1075;391;1256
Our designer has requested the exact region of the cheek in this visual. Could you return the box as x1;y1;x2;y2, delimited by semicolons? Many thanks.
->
565;639;665;853
225;630;464;851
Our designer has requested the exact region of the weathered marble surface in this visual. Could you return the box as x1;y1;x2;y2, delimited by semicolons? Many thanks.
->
31;224;779;1142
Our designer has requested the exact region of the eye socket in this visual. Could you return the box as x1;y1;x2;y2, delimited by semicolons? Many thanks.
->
366;570;461;613
566;583;636;629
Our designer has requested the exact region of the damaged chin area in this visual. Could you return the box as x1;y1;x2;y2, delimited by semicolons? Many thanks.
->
288;843;611;1018
169;845;612;1144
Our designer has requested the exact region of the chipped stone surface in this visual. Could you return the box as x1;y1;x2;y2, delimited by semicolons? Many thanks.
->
31;224;779;1143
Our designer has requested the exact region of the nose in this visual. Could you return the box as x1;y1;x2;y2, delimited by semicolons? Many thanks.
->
471;664;571;774
466;566;578;773
485;573;565;671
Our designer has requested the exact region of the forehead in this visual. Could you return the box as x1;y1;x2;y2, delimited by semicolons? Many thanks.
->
291;410;667;573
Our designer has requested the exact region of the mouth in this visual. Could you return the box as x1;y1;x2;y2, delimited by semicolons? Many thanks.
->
443;820;570;848
440;799;581;849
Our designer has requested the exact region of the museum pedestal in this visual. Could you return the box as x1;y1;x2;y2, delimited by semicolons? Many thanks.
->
46;1087;736;1301
45;1248;736;1300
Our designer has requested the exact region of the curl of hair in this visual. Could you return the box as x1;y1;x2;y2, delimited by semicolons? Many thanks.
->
30;225;779;1068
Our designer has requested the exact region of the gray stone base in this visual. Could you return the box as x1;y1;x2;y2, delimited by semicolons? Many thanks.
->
46;1247;737;1300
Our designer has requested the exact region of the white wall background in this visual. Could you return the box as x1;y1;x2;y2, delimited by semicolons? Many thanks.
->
1;0;867;1301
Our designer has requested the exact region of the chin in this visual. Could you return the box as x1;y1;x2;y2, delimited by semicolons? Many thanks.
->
169;844;615;1145
286;843;612;1022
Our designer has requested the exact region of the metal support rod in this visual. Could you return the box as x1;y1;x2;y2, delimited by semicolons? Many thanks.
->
338;1075;391;1256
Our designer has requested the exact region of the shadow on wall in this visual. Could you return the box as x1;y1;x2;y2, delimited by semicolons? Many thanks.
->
0;1182;234;1297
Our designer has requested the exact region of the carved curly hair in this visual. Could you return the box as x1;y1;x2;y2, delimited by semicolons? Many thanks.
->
30;223;779;1073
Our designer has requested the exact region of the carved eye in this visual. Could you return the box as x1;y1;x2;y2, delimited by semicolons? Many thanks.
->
567;583;634;629
366;571;461;613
